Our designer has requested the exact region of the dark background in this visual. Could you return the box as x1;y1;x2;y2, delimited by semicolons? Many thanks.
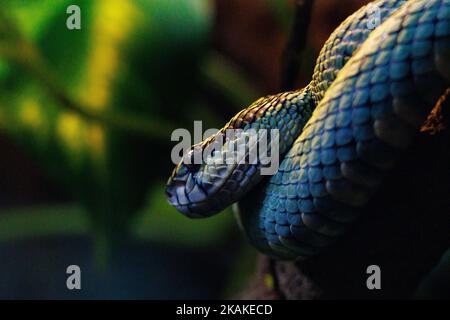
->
4;0;435;299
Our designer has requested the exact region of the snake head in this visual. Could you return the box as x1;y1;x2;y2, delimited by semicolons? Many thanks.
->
166;144;210;218
166;128;265;218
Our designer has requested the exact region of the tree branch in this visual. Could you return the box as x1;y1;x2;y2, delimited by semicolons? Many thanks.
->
280;0;315;91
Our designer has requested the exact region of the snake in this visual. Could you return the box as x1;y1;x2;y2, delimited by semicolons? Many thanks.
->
166;0;450;259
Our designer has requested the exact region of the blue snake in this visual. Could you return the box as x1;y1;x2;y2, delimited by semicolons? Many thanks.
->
166;0;450;259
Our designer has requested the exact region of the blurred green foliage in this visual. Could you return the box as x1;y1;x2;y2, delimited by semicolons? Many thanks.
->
0;187;235;249
0;0;248;256
0;0;262;297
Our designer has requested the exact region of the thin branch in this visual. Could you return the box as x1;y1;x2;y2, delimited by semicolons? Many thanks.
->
200;52;261;114
280;0;315;91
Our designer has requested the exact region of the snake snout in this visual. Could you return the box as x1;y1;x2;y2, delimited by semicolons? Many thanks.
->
166;159;214;218
165;181;204;218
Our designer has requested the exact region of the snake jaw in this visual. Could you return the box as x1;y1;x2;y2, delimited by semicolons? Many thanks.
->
166;141;233;217
166;156;210;218
166;159;243;218
167;125;285;218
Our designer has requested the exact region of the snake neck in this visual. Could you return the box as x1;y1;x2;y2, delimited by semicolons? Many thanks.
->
272;84;317;154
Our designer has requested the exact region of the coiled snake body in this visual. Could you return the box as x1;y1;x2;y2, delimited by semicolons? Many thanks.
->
166;0;450;259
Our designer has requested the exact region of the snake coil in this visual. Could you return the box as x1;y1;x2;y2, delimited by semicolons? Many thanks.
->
167;0;450;259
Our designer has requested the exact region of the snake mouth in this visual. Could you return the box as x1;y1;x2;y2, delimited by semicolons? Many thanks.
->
166;135;241;217
165;183;203;218
166;160;245;218
166;162;216;218
167;122;281;217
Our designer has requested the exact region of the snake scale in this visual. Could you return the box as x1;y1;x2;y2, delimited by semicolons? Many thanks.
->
166;0;450;259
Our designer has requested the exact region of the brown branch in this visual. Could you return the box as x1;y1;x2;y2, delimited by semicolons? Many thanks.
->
421;88;450;134
280;0;315;91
